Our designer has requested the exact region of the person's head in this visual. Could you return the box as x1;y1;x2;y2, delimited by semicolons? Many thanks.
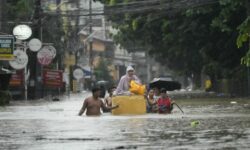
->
154;87;160;96
92;87;101;97
160;88;167;98
148;89;154;98
108;86;116;96
126;66;135;77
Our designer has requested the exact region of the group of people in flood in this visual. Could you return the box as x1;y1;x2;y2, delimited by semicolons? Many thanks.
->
78;65;175;116
145;87;174;114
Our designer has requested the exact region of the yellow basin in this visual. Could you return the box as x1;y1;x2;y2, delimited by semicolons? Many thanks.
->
112;95;146;115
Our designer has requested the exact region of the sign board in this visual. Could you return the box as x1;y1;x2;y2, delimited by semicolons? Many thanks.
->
83;66;91;78
9;50;28;70
28;38;42;52
77;56;89;66
73;68;84;80
9;70;23;86
48;45;56;58
0;35;14;60
13;24;32;40
64;54;75;66
37;47;54;65
43;70;63;88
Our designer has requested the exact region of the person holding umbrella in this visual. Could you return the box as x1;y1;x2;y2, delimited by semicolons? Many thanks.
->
149;77;184;114
157;88;174;114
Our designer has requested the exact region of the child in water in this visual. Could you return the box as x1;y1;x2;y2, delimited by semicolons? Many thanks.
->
157;88;174;114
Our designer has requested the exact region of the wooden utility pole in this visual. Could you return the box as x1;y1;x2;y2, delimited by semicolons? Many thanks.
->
0;0;7;33
28;0;42;99
0;1;2;31
89;0;93;88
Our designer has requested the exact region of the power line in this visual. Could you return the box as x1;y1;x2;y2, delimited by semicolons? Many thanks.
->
103;0;219;14
43;0;219;17
37;0;219;37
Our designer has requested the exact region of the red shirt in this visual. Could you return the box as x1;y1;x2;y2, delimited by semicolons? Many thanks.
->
157;97;171;113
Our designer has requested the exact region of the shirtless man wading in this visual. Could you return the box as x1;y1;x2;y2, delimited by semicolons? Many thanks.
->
78;87;119;116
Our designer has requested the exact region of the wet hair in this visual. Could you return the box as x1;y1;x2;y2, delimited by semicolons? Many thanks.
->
108;86;116;93
154;87;160;91
160;88;167;93
148;88;154;92
92;87;101;93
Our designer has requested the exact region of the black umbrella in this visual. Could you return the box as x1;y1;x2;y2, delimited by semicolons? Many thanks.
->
149;77;181;91
96;80;108;85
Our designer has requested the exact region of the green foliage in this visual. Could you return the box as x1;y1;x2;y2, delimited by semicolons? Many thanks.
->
94;58;113;83
213;0;250;67
99;0;249;82
237;16;250;48
132;19;138;31
6;0;34;21
241;50;250;67
0;91;11;106
109;0;117;5
42;15;65;55
211;0;243;32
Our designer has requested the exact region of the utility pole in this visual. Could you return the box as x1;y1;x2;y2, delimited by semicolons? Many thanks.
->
89;0;93;88
0;1;2;31
28;0;41;99
75;0;80;65
0;0;7;32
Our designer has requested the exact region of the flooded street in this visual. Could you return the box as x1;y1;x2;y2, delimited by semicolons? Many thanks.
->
0;92;250;150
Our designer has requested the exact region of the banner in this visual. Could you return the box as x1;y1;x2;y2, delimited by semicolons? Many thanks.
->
0;35;14;60
9;70;23;87
43;70;63;88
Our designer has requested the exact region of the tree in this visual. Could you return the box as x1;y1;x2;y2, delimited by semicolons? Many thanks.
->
99;0;248;89
94;58;114;85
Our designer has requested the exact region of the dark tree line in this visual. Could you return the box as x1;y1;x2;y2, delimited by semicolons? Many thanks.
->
98;0;249;90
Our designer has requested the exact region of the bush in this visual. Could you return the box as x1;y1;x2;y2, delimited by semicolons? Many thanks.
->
0;91;11;105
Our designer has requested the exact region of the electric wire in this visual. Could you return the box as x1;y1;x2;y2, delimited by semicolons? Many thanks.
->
43;0;219;17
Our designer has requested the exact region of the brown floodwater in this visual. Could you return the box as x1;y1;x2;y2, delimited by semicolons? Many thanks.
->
0;92;250;150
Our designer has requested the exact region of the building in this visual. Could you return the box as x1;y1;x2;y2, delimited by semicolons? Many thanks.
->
42;0;164;87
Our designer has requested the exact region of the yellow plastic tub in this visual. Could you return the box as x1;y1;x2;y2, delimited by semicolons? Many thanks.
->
112;95;146;115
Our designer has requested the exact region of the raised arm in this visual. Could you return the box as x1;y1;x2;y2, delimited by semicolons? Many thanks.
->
78;99;88;116
104;97;112;107
101;100;119;112
145;95;157;105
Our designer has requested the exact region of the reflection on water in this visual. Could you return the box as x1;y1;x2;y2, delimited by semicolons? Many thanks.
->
0;94;250;150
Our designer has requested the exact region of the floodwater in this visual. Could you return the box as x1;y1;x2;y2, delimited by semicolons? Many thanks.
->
0;92;250;150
